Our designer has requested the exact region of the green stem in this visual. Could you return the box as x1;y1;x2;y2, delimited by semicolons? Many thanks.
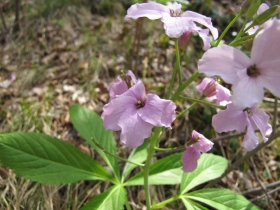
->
175;39;182;85
151;195;180;209
171;72;200;101
176;102;198;119
144;127;161;210
179;96;226;109
154;145;185;152
215;12;243;47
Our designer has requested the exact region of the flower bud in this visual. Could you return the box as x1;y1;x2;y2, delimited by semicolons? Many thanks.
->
241;0;261;21
252;5;280;25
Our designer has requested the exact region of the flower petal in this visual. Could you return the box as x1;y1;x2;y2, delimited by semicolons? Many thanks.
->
252;20;280;98
108;78;128;101
182;146;201;172
231;69;264;109
181;11;218;39
198;45;252;84
118;108;153;148
212;103;247;133
250;106;272;142
125;2;169;20
161;15;195;38
192;130;214;153
138;94;176;128
242;116;260;151
197;28;211;50
122;80;146;101
101;96;136;130
215;83;231;106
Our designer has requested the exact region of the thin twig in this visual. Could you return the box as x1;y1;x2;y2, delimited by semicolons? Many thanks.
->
250;157;274;210
242;180;280;196
204;130;280;188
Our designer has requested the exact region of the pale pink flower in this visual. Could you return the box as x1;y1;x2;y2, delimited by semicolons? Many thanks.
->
182;130;213;172
196;78;231;106
125;2;218;50
102;80;176;148
212;103;272;151
246;3;270;35
198;19;280;109
108;70;137;101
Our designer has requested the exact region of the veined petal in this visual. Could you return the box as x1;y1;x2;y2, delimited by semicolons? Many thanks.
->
108;78;128;101
162;14;195;38
242;116;259;151
127;70;137;84
125;2;169;20
215;83;231;106
119;109;153;148
231;69;264;109
250;106;272;142
101;96;136;130
197;28;211;50
251;20;280;98
252;19;280;67
181;11;218;39
138;94;176;128
123;80;146;101
212;103;247;133
198;45;252;84
192;130;213;153
182;146;201;172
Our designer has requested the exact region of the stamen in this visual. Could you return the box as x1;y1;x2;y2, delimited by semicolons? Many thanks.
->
243;108;253;116
247;64;260;77
135;100;145;108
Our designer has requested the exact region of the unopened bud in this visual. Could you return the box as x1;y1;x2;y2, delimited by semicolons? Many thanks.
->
253;5;280;25
241;0;261;20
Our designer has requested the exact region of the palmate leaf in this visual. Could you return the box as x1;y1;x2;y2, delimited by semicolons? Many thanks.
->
184;188;259;210
80;185;127;210
180;153;228;194
0;133;112;184
70;105;120;180
125;153;183;186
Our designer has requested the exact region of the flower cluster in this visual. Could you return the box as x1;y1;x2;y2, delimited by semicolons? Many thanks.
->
102;71;176;148
101;1;278;174
125;2;218;50
197;10;280;151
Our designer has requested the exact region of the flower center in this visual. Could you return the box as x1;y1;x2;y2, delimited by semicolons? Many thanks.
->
247;64;260;77
243;108;253;116
170;10;182;17
135;100;145;109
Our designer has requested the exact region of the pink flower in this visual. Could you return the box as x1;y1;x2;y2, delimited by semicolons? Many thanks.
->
108;70;137;101
212;103;272;151
196;78;231;106
246;3;270;35
198;19;280;109
182;130;214;172
102;80;176;148
125;2;218;50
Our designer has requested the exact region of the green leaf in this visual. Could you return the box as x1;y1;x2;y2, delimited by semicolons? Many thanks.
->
121;139;148;181
0;133;112;184
80;185;127;210
181;198;208;210
125;153;183;186
70;105;120;180
185;188;259;210
180;153;228;194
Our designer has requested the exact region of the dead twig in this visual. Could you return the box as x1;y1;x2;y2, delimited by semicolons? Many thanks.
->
204;130;280;188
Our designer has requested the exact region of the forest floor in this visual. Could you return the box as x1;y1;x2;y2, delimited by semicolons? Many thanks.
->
0;0;280;209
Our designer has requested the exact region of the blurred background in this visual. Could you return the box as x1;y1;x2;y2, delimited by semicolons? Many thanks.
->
0;0;280;209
